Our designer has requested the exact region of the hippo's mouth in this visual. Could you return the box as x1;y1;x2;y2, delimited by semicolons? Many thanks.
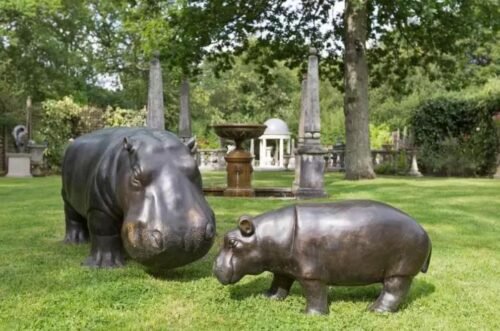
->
214;255;242;285
122;220;215;269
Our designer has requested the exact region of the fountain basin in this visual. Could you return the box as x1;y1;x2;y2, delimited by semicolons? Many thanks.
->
213;124;266;149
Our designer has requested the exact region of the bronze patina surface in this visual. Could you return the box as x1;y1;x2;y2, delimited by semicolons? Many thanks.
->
61;127;215;269
214;200;431;315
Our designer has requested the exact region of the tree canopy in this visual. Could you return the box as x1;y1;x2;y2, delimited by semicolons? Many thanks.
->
0;0;498;177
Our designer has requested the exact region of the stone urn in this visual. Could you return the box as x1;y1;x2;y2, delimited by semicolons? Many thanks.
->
28;142;47;177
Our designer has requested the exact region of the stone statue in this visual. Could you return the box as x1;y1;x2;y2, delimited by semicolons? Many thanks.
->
12;125;29;153
61;127;215;269
213;201;432;315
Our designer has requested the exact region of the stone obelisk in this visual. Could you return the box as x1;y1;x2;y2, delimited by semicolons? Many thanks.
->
147;51;165;130
292;75;307;193
178;76;192;143
296;48;327;199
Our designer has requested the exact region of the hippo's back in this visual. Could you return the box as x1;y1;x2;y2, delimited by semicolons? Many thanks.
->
293;201;431;284
62;128;128;214
63;128;125;172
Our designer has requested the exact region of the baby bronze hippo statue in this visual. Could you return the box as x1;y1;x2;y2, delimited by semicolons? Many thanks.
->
62;127;215;270
213;200;431;315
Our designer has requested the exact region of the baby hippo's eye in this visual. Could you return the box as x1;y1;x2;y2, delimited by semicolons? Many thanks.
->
228;238;237;248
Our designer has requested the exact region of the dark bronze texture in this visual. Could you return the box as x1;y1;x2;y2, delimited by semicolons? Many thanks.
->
62;127;215;269
213;201;431;315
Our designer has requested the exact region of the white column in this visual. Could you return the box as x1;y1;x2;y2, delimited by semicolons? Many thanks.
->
279;138;284;168
250;139;255;166
259;139;264;168
262;139;267;167
287;138;291;154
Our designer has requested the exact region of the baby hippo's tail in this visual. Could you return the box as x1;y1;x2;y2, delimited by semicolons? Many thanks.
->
421;244;432;273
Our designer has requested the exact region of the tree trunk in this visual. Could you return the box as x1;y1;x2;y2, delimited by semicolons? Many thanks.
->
343;0;375;180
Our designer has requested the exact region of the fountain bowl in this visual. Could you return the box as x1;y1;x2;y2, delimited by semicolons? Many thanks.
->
212;124;266;147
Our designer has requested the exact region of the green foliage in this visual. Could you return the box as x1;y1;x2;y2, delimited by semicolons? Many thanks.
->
370;123;392;149
411;95;500;176
370;70;448;128
39;97;103;167
175;0;498;91
396;149;409;174
374;162;397;175
420;137;484;177
319;82;344;146
0;0;98;103
373;150;409;176
39;97;149;167
188;59;300;147
103;107;146;127
1;174;500;329
188;58;350;148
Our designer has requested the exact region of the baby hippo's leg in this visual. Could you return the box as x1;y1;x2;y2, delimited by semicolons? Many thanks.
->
265;274;294;300
369;276;412;313
299;279;329;315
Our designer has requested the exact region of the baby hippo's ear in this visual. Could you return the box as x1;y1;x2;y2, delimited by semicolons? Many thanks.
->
238;215;255;236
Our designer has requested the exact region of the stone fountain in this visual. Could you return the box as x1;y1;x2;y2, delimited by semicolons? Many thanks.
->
212;124;267;197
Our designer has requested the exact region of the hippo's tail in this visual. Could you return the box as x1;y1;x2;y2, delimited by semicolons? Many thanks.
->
421;244;432;273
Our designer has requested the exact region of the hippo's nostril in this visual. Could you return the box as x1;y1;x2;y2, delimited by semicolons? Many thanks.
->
149;230;163;250
205;223;215;241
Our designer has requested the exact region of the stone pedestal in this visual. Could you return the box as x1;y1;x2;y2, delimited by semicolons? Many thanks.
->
292;149;302;192
28;143;47;177
6;153;32;177
224;149;255;197
296;145;327;199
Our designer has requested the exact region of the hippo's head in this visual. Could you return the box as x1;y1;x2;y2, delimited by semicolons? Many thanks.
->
119;133;215;269
213;216;264;284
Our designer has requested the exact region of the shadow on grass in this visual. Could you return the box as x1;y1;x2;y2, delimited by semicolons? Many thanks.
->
229;276;435;309
146;257;215;281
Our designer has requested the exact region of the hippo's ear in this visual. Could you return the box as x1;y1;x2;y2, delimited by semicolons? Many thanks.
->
238;215;255;236
123;137;134;153
184;136;197;154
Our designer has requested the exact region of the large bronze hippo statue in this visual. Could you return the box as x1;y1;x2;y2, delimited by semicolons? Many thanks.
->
62;127;215;269
213;201;431;315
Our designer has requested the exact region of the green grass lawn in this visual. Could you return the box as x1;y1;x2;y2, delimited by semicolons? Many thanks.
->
1;172;499;330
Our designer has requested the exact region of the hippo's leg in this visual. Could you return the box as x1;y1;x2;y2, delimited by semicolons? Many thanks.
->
64;201;89;244
368;276;412;313
265;274;294;300
299;279;329;315
83;210;125;268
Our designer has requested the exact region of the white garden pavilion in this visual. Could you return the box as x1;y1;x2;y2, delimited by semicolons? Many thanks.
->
250;118;292;169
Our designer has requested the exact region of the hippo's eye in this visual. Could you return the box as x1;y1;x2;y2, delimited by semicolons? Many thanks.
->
131;166;143;187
